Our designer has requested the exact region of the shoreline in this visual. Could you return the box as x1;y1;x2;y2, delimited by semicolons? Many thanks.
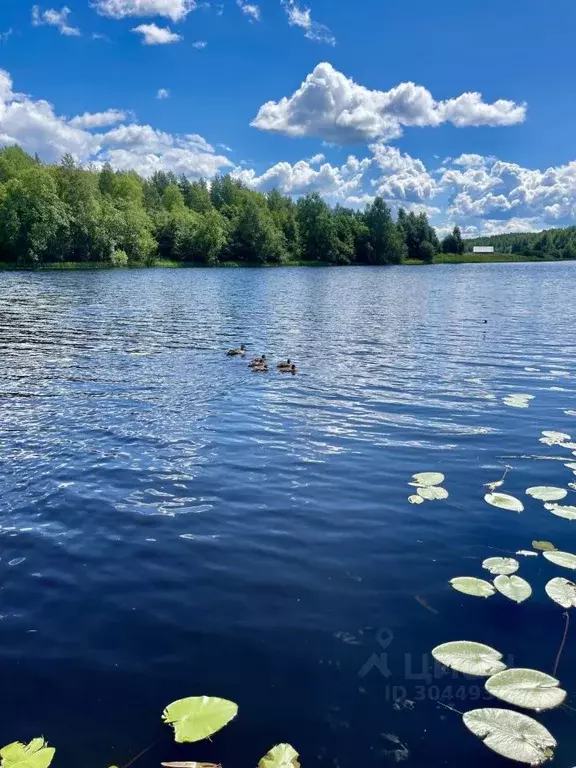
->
0;254;573;272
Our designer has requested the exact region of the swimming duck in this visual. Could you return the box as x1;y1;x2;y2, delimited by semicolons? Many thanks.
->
280;364;298;375
226;344;246;356
249;354;266;367
252;362;269;373
277;359;291;370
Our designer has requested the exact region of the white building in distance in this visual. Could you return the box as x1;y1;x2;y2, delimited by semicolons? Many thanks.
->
473;246;495;254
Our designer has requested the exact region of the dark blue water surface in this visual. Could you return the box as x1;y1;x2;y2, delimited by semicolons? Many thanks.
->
1;263;576;768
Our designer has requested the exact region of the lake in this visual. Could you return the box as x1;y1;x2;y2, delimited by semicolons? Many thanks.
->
1;262;576;768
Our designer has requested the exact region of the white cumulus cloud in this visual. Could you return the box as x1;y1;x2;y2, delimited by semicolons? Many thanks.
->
252;63;526;144
0;67;232;180
32;5;81;36
281;0;335;45
94;0;195;21
156;88;170;99
69;109;130;129
132;23;182;44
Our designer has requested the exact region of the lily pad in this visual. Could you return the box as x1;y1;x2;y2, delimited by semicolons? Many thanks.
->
485;668;566;711
431;640;506;676
542;550;576;570
494;574;532;603
417;486;449;500
548;505;576;520
0;740;55;768
482;557;519;575
532;540;556;551
258;744;301;768
564;463;576;470
410;472;444;487
565;410;576;416
449;577;496;598
162;696;238;743
463;708;556;764
484;492;524;512
408;494;424;504
545;577;576;608
526;487;567;502
516;550;538;557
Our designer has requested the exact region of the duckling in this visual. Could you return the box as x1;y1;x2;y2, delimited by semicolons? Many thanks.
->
279;364;297;375
252;363;269;373
226;344;246;356
277;358;291;370
249;354;266;368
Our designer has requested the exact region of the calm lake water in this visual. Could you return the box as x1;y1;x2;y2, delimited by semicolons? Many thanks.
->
1;263;576;768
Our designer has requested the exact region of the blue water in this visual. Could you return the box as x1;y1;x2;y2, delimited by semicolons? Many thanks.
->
1;263;576;768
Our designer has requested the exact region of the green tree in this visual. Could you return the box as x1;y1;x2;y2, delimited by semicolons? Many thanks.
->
363;197;406;264
0;166;70;266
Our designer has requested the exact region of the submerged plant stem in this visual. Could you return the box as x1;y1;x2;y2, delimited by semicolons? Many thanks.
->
553;611;570;677
120;738;164;768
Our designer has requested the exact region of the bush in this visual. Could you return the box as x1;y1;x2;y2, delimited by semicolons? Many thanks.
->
110;249;129;267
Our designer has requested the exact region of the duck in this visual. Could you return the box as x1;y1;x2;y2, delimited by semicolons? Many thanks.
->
277;359;292;370
252;362;269;373
280;364;298;375
226;344;246;356
249;354;267;368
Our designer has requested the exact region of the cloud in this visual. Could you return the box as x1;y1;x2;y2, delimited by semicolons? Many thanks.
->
69;109;130;129
307;153;325;165
370;143;438;202
234;154;370;198
451;153;491;167
281;0;335;45
132;23;182;44
32;6;81;36
156;88;170;99
192;40;207;48
0;29;13;43
237;0;260;22
92;32;111;40
0;67;232;179
252;63;526;144
93;0;195;22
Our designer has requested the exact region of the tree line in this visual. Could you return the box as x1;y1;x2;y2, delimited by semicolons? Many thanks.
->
3;144;573;268
0;145;451;268
465;227;576;260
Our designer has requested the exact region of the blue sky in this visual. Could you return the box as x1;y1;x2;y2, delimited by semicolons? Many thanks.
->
1;0;576;235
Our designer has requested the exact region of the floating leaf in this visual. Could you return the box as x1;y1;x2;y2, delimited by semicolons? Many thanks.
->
484;492;524;512
545;577;576;608
417;486;449;500
450;577;495;598
542;550;576;570
516;550;538;557
565;410;576;417
569;482;576;491
463;708;556;764
0;740;55;768
407;495;424;505
482;557;519;575
162;697;238;743
564;463;576;470
493;575;531;603
161;763;220;768
548;505;576;520
410;472;444;487
258;744;300;768
485;668;566;711
532;540;556;551
432;641;506;676
526;486;567;502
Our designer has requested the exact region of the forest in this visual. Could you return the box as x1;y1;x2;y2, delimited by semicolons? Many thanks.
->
0;145;444;268
0;145;575;268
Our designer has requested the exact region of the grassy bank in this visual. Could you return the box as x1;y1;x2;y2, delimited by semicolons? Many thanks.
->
1;253;574;272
